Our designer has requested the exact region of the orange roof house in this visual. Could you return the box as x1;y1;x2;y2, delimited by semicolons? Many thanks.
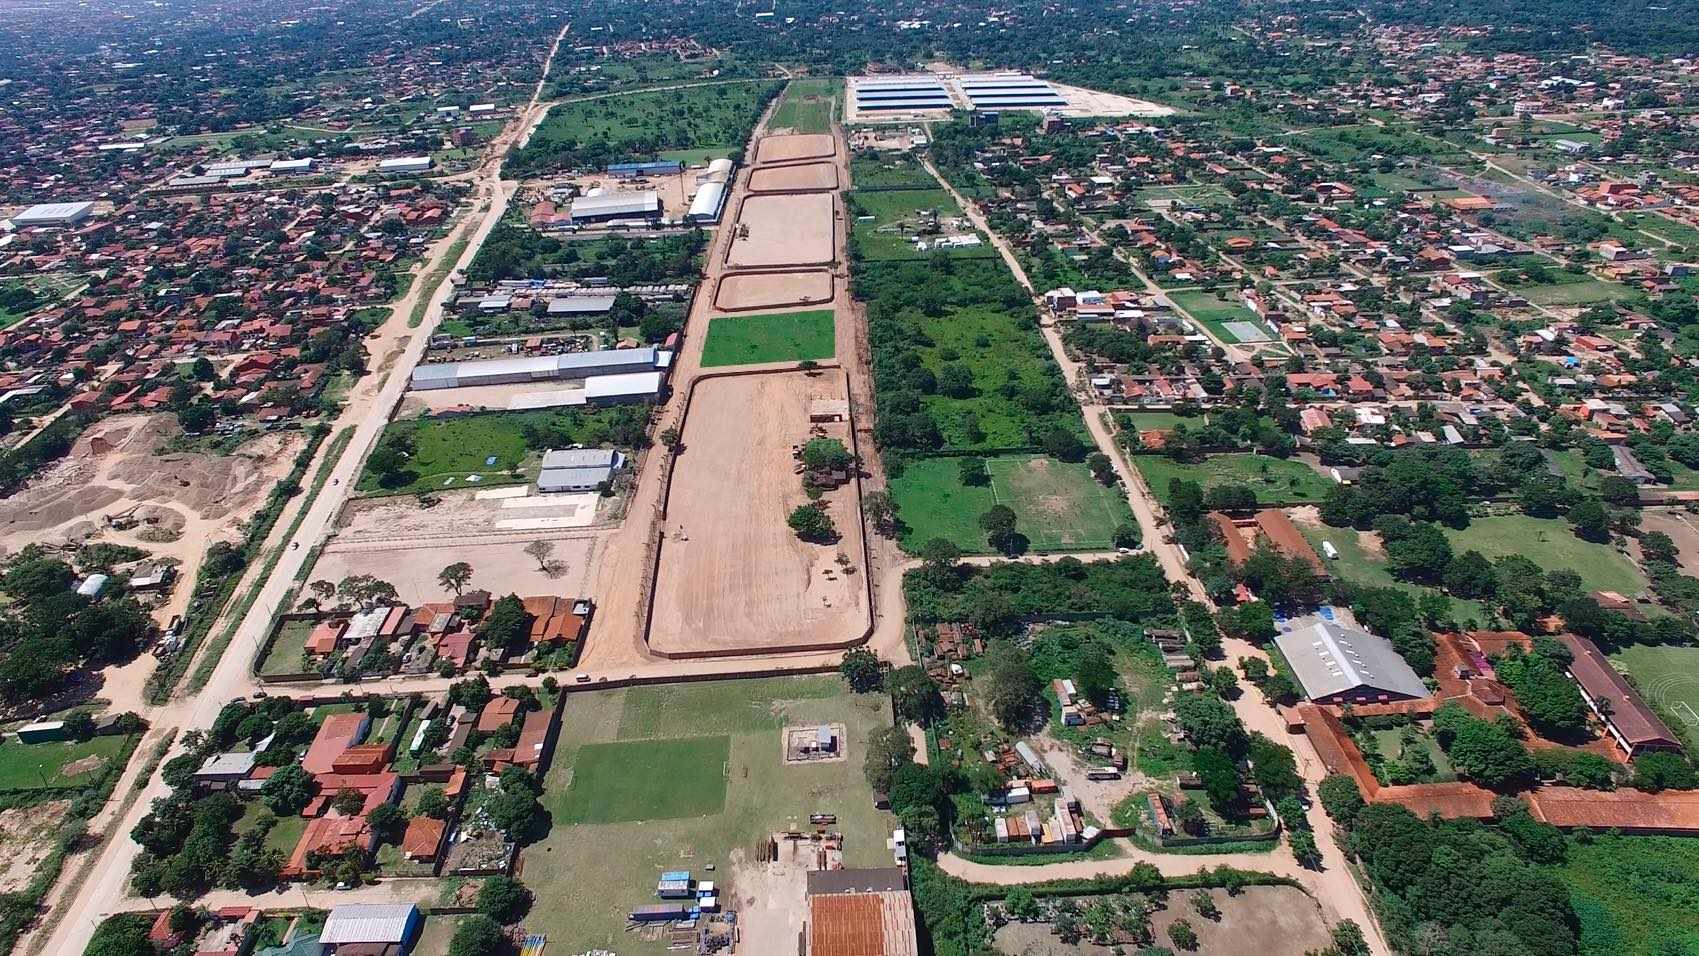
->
475;696;522;733
401;816;447;862
302;712;370;775
331;743;394;775
306;619;348;656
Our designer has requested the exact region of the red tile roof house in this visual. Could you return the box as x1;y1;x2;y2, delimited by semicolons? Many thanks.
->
303;712;372;774
476;696;522;733
401;815;448;863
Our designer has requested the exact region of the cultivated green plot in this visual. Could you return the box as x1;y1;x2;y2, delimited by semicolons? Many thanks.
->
769;77;839;134
699;309;835;367
555;736;731;823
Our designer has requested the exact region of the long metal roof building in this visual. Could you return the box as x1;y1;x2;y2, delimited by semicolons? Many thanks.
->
410;347;661;391
851;75;953;112
959;73;1068;109
569;190;661;221
1274;620;1428;704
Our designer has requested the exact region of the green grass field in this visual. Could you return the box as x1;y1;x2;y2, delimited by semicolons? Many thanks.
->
768;77;839;134
0;735;132;792
528;677;895;954
847;188;993;261
850;154;937;191
556;737;731;824
1297;524;1489;624
1610;644;1699;733
1135;454;1333;506
356;406;645;496
518;80;780;171
1444;514;1647;596
1511;272;1636;306
1167;289;1266;344
1557;834;1699;956
699;309;835;366
888;454;1134;553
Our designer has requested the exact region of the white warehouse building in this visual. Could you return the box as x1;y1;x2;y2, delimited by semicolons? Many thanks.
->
410;346;665;391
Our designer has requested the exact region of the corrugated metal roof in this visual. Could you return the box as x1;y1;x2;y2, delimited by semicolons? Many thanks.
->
541;448;620;469
1275;620;1427;701
571;191;660;218
319;903;417;944
585;370;664;399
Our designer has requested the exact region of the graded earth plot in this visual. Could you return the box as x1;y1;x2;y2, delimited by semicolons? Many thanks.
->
725;192;837;267
754;132;837;165
648;369;868;657
747;161;840;193
713;269;835;312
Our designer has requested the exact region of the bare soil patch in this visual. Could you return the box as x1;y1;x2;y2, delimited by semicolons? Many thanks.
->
748;162;839;193
0;799;70;894
726;193;836;268
308;536;602;607
714;269;835;312
648;369;869;657
991;885;1330;955
754;133;837;165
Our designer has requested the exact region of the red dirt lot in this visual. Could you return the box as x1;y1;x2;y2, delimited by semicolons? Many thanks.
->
748;162;840;193
755;133;837;164
725;192;836;268
647;368;869;658
714;269;835;312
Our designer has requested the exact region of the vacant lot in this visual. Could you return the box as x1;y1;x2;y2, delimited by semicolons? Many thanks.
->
991;885;1331;955
1293;516;1488;624
888;455;1132;553
1557;834;1699;956
0;735;131;792
1135;454;1333;505
528;678;895;954
755;132;836;164
649;369;868;656
748;161;839;192
556;736;731;823
1444;514;1646;596
700;309;836;367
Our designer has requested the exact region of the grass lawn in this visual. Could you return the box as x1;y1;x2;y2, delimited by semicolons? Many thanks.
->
698;309;835;367
0;735;132;791
1512;274;1636;306
1610;644;1699;733
258;619;316;676
357;406;644;496
1297;523;1489;624
1167;289;1266;344
888;454;1134;554
529;677;895;954
768;77;839;134
1135;453;1333;506
556;736;731;824
850;154;937;191
1556;834;1699;956
1444;514;1647;596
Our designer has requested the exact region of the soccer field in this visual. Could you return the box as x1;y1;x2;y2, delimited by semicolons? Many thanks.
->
1611;644;1699;735
987;455;1134;551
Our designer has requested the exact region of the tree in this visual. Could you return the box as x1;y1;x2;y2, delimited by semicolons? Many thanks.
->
958;457;989;486
437;562;473;596
1290;827;1322;868
788;503;837;542
1167;919;1199;951
449;915;505;956
801;437;855;472
979;504;1021;554
1443;549;1498;598
1190;890;1219;920
477;875;532;923
982;640;1042;731
1318;774;1365;827
367;442;407;485
1634;751;1698;792
659;427;682;451
523;539;555;572
1193;747;1240;810
1043;427;1088;462
333;787;366;815
1074;642;1117;706
1569;496;1611;542
84;914;155;956
1174;797;1206;835
480;594;531;654
919;538;960;571
1113;523;1141;550
260;763;315;815
885;665;945;725
864;491;899;536
1331;920;1370;956
1496;651;1587;737
1087;452;1115;484
367;803;407;841
1174;693;1247;755
1641;531;1679;564
1433;704;1534;788
839;647;883;692
417;786;449;819
486;784;542;840
864;724;915;795
1003;887;1040;921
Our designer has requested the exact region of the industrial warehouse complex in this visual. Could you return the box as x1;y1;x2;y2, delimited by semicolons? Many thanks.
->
410;345;669;400
848;72;1070;116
